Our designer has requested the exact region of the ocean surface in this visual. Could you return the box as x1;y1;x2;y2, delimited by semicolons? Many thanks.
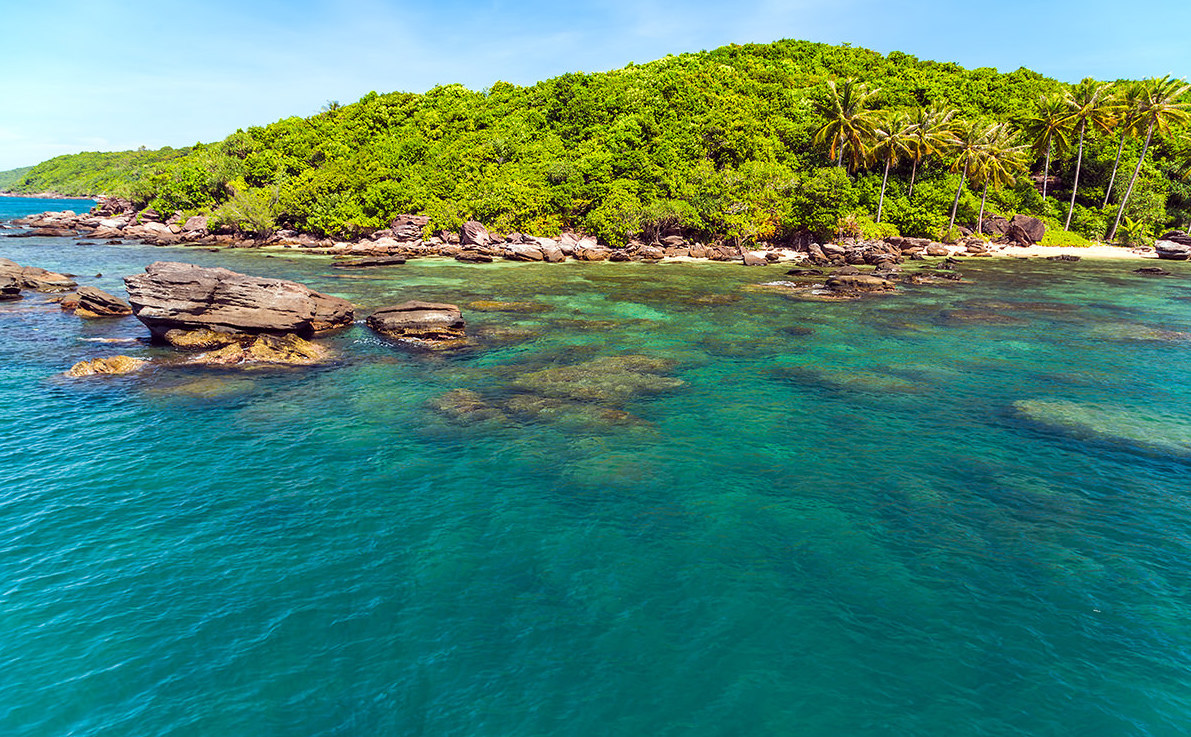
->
2;195;1190;736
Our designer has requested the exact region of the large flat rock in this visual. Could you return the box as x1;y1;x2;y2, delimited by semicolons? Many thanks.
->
124;261;354;339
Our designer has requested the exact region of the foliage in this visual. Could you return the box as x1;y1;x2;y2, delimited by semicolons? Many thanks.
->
6;38;1191;245
1039;228;1091;246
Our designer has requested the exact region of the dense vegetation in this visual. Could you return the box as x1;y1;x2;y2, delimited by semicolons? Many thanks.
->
3;39;1189;245
0;166;33;191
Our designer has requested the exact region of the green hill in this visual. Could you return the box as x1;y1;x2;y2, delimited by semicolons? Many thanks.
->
7;39;1190;244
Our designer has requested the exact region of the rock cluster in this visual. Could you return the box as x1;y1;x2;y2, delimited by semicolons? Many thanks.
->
0;258;77;292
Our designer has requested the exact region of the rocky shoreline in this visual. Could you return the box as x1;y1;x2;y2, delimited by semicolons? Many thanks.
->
7;195;1172;267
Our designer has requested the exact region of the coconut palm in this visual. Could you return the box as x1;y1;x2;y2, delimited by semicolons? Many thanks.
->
1063;79;1115;230
970;123;1029;233
905;103;959;201
1018;94;1071;198
1108;75;1191;242
868;112;915;223
812;79;881;172
1102;82;1145;207
947;119;987;233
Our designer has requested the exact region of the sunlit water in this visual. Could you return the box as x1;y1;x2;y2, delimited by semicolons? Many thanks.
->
3;197;1190;736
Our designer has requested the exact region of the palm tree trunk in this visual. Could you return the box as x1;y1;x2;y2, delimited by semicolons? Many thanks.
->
948;157;969;234
877;158;891;222
1042;140;1052;198
1109;120;1155;242
1065;120;1086;231
1103;132;1126;207
908;158;919;201
978;183;988;234
836;141;845;168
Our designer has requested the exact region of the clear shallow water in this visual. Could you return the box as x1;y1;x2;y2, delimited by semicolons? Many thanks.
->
3;197;1191;736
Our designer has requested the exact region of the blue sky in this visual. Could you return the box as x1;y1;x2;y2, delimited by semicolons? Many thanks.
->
2;0;1189;171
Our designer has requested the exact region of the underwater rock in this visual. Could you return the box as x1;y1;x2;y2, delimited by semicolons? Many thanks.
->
67;355;146;377
509;355;683;404
466;300;551;313
1134;266;1172;276
331;255;407;268
124;261;354;339
825;274;894;293
367;300;466;348
1013;399;1191;456
162;328;243;349
429;388;508;423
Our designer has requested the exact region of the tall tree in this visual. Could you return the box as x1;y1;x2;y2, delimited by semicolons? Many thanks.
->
905;104;959;201
1108;75;1191;242
868;112;914;223
947;119;986;233
1018;94;1071;199
1063;79;1114;230
812;79;881;173
970;123;1028;233
1102;82;1144;207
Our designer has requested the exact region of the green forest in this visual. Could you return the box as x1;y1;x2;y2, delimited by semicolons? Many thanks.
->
4;39;1190;246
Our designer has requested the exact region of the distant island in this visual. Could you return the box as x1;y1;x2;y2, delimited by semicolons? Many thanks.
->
2;38;1188;249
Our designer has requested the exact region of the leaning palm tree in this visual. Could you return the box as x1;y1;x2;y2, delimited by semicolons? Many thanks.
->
1108;75;1191;242
947;119;988;233
868;112;915;223
970;124;1029;233
812;79;881;173
1018;93;1071;198
1102;82;1145;207
905;103;959;200
1063;79;1115;230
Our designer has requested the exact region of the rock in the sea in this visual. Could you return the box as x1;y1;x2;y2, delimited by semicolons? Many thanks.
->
188;333;329;367
162;328;242;349
1013;399;1191;457
825;274;894;293
67;355;147;377
366;301;466;348
466;300;551;313
1154;239;1191;260
331;256;407;268
62;286;133;318
124;261;354;340
0;258;77;292
509;355;683;404
1134;266;1171;276
0;275;21;301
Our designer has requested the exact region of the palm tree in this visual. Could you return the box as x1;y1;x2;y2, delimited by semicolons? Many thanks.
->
1063;79;1114;230
868;112;914;223
1018;94;1071;198
812;79;881;173
1102;82;1145;207
947;119;987;233
905;104;959;201
1108;75;1191;242
970;124;1029;233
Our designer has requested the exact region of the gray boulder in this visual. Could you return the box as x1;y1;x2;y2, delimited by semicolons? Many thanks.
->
124;261;354;340
1155;239;1191;260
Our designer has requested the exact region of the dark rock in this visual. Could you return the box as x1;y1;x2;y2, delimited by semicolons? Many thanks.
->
366;301;466;348
460;220;491;247
1134;266;1172;275
66;286;133;317
608;250;632;262
331;256;408;268
0;275;21;300
786;268;824;276
832;264;862;276
1009;214;1045;243
124;261;354;340
455;251;494;263
1045;254;1081;262
981;216;1011;236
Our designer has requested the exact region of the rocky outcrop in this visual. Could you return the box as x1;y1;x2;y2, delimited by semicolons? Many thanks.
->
460;220;492;247
67;355;147;377
1155;239;1191;260
123;261;354;340
0;258;78;292
1008;214;1045;244
61;286;133;317
366;301;466;348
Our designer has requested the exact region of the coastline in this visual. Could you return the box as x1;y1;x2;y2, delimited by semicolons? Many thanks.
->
0;190;97;201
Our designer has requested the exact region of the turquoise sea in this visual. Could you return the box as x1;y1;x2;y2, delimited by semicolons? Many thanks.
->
2;196;1190;736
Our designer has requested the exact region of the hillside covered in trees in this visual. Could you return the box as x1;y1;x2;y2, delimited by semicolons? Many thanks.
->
4;39;1190;246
